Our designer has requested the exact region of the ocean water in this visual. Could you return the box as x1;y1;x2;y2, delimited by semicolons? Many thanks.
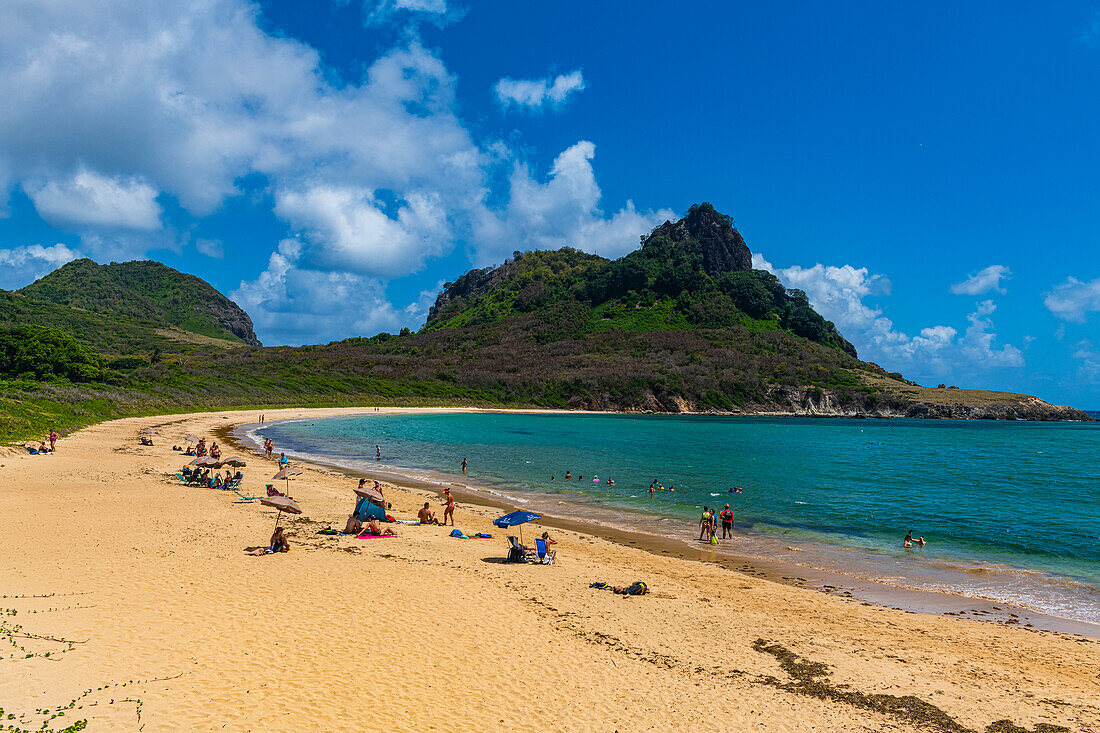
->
255;412;1100;624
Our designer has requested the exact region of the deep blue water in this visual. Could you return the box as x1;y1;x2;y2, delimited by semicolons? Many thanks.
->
257;412;1100;622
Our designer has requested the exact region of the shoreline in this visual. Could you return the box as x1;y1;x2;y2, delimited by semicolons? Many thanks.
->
3;406;1099;731
224;412;1100;639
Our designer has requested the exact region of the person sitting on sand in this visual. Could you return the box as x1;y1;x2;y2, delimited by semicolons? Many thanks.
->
365;517;395;537
418;502;439;525
210;442;221;459
270;527;289;553
38;441;51;453
344;513;363;535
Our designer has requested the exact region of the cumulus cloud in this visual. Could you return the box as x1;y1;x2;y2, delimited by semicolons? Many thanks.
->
0;0;669;344
1044;276;1100;323
474;141;674;263
0;243;79;289
231;239;412;345
950;264;1011;296
494;70;586;110
754;254;1023;376
24;169;162;230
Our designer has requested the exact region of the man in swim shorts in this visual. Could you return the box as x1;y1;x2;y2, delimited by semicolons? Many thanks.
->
418;502;438;525
720;504;734;539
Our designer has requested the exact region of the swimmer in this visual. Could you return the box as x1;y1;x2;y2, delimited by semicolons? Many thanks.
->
593;475;599;483
649;484;655;496
566;472;572;479
904;529;914;544
551;475;555;481
607;478;614;486
730;487;743;493
904;539;912;548
917;536;926;546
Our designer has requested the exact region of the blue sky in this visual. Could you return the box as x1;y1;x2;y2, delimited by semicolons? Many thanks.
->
1;1;1098;406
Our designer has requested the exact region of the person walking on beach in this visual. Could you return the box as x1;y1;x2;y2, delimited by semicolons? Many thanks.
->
461;457;467;474
441;488;456;526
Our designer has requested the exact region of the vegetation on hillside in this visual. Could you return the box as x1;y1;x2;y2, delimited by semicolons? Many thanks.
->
18;259;260;344
0;203;1088;443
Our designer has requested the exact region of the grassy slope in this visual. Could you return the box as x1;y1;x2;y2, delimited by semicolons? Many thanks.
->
17;259;251;343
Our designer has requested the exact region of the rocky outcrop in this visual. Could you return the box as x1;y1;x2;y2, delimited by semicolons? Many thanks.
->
207;301;260;346
644;202;752;274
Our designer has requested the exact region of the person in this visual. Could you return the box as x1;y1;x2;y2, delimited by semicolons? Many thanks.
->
270;527;290;553
365;517;395;536
551;475;556;481
904;539;913;548
375;445;381;460
916;536;926;546
607;478;614;486
720;504;734;539
649;483;655;497
541;531;557;546
344;513;363;535
278;453;288;469
38;441;50;453
418;502;439;525
565;472;572;479
699;507;712;541
49;430;58;451
593;475;599;483
441;488;455;526
613;581;648;596
264;440;273;459
461;457;467;474
905;529;914;545
210;442;221;459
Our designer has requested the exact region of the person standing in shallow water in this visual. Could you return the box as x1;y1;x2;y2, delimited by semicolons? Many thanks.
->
376;445;381;460
461;457;467;474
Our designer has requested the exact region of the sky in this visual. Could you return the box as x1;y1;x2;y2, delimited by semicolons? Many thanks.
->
0;1;1098;407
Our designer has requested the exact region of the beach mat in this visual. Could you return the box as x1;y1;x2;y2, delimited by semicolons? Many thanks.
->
356;533;397;539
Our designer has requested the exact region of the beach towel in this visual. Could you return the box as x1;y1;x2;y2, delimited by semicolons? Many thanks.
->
355;533;396;539
473;533;492;539
317;528;340;535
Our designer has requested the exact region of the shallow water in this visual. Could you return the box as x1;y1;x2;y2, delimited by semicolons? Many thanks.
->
257;412;1100;624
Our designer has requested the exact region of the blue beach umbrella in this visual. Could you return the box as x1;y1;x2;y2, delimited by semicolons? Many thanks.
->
493;510;542;544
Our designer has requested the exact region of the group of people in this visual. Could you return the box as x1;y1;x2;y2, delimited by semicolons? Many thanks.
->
415;487;456;526
650;480;675;494
698;504;735;543
554;472;614;486
182;466;243;489
263;438;274;458
28;430;58;454
904;530;927;548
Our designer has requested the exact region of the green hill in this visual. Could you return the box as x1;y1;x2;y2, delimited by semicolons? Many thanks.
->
18;259;260;345
0;203;1089;442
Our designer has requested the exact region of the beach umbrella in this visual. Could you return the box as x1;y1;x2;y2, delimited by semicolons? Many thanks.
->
353;486;385;503
184;435;201;443
140;428;158;435
272;466;303;494
492;510;542;544
259;496;302;532
195;457;222;467
220;457;247;468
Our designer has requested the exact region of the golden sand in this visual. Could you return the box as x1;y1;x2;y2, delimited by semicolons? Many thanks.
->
1;407;1097;732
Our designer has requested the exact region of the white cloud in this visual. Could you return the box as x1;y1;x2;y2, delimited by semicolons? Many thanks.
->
275;186;450;278
494;70;586;110
754;254;1024;376
1072;340;1100;384
1044;276;1100;323
24;169;162;230
196;238;224;259
950;264;1011;296
474;141;674;263
1080;7;1100;46
231;239;412;345
0;243;79;289
363;0;460;27
0;1;668;343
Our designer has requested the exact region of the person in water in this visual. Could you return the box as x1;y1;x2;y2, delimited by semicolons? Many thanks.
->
916;536;926;546
905;529;914;544
565;472;572;479
461;457;467;474
699;507;712;541
607;478;615;486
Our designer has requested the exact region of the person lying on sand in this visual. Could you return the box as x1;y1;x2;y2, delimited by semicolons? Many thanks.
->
418;502;439;525
344;513;363;535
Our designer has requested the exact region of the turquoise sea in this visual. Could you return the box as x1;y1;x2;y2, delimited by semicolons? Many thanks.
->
254;412;1100;624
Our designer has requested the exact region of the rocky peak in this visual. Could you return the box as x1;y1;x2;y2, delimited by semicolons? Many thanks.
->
645;202;752;274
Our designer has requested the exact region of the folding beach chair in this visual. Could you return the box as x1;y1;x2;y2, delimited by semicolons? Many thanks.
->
534;537;555;565
506;535;534;563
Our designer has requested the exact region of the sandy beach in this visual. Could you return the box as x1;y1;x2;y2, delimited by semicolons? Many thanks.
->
2;407;1098;732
